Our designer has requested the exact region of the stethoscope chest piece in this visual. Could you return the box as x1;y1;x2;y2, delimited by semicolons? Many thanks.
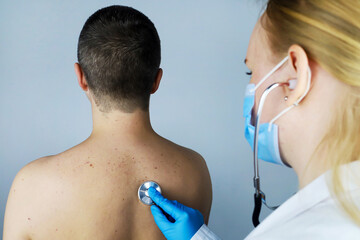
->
138;181;162;205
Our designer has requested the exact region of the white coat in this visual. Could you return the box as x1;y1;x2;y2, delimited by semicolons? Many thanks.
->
192;161;360;240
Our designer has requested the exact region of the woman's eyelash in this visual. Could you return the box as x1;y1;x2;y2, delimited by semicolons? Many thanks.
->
246;71;253;76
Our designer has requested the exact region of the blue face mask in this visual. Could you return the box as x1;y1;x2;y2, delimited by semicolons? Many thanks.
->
243;56;311;166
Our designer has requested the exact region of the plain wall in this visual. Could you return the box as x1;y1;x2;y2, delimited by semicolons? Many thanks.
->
0;0;298;239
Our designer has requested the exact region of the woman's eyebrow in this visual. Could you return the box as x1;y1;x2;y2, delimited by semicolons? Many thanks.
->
244;58;248;65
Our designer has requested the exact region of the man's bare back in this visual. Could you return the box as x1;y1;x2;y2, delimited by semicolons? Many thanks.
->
3;5;212;240
4;128;212;240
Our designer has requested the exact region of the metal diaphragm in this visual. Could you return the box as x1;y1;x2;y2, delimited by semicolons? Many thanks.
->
138;181;162;205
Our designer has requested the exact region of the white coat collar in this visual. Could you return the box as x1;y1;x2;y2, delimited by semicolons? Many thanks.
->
245;161;360;239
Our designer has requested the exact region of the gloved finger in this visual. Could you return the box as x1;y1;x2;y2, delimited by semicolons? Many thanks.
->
148;187;183;220
163;202;176;223
150;205;172;229
171;200;185;211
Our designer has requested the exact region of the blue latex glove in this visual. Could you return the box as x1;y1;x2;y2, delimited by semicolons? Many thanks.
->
148;187;204;240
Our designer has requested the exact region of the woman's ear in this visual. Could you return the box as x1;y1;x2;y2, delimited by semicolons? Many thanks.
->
285;44;310;106
151;68;163;94
74;63;89;91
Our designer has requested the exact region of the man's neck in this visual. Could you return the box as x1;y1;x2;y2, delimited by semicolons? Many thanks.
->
89;106;154;140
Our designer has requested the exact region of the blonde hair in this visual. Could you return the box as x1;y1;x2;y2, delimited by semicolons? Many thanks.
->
263;0;360;224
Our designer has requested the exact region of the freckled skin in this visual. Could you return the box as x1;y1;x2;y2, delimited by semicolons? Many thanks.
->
4;135;212;240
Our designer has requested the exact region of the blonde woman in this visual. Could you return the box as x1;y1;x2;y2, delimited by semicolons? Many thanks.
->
148;0;360;239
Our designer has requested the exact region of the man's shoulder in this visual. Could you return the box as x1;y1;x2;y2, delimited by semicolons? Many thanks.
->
9;155;60;205
13;155;54;186
11;152;75;204
158;136;206;165
156;139;213;222
161;139;210;182
180;146;206;162
4;155;60;239
16;143;85;179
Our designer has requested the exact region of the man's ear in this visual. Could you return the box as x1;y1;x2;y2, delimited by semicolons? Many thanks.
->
151;68;163;94
285;44;310;106
74;63;89;91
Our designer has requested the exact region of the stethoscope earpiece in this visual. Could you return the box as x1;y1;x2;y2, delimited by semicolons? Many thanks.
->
288;79;297;90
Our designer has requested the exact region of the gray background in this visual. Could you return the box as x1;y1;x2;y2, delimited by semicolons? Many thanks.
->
0;0;298;239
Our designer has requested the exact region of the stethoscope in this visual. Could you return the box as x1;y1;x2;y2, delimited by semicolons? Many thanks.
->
136;83;287;226
136;83;287;225
137;82;298;228
251;62;311;227
252;82;289;227
137;72;310;228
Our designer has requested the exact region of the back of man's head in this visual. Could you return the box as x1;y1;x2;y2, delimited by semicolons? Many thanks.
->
77;5;161;113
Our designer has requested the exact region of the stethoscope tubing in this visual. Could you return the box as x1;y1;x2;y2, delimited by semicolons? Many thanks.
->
252;82;288;227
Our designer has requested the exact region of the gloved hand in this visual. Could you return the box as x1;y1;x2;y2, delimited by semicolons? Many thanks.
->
148;187;204;240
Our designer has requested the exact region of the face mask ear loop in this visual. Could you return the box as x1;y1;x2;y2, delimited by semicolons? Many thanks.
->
251;56;289;93
267;105;294;131
267;66;312;131
295;66;312;105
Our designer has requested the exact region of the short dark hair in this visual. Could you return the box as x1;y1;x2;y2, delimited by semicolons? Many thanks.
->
77;5;161;112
